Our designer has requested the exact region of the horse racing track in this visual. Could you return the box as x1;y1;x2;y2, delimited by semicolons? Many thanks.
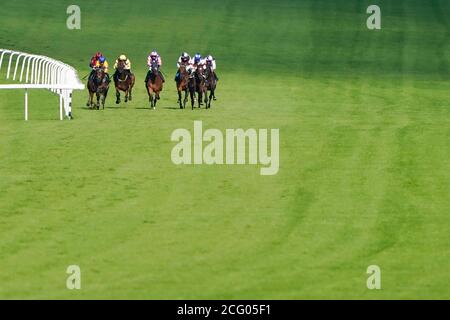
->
0;0;448;300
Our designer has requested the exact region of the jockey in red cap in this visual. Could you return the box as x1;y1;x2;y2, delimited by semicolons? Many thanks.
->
89;51;103;80
90;52;102;68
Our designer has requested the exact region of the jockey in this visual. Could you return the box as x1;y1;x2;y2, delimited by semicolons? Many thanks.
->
175;52;191;82
191;53;204;68
90;51;102;68
94;55;110;82
145;50;165;83
177;52;191;68
205;55;219;81
88;51;102;80
113;54;132;81
189;53;206;75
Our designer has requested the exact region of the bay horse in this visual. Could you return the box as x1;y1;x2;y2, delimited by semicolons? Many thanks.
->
204;65;217;109
195;65;208;109
146;61;163;109
114;60;135;105
87;68;109;110
176;64;190;109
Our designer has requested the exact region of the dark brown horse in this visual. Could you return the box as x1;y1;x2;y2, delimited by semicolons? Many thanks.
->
176;64;190;109
204;65;217;109
87;68;109;110
195;65;208;109
114;60;135;105
146;61;163;109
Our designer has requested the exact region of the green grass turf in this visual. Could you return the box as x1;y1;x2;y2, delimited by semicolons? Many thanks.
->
0;0;449;299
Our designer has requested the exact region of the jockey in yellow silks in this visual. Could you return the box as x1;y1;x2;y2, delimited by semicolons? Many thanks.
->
113;54;132;82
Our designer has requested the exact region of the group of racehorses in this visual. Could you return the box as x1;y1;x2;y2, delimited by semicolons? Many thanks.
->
86;60;217;111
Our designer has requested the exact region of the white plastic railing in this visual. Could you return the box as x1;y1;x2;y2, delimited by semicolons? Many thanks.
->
0;49;84;120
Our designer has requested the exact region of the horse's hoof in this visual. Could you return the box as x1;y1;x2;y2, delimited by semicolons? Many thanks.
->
116;101;120;105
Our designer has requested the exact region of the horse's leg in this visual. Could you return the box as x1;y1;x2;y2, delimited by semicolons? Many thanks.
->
116;87;121;104
87;91;91;107
96;93;100;110
125;88;129;103
208;90;212;108
88;91;93;108
183;89;188;109
149;89;154;109
204;90;209;108
178;90;182;109
156;89;161;100
91;90;95;108
198;91;202;108
129;75;135;101
205;90;209;109
104;88;109;110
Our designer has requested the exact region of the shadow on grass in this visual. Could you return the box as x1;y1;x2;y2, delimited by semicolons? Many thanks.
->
162;107;183;110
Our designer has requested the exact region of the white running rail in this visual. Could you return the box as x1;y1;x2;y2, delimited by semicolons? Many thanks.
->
0;49;84;120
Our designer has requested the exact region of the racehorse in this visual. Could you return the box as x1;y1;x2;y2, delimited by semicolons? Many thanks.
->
195;65;208;109
114;60;135;105
176;64;190;109
87;68;109;110
204;65;217;109
146;61;163;109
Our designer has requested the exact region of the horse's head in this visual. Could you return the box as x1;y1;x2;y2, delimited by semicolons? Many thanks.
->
180;65;189;76
94;68;109;89
151;61;159;74
205;65;213;77
117;60;126;72
95;68;105;81
196;65;206;79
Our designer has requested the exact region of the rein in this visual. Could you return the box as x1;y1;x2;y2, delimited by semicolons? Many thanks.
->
118;74;129;82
